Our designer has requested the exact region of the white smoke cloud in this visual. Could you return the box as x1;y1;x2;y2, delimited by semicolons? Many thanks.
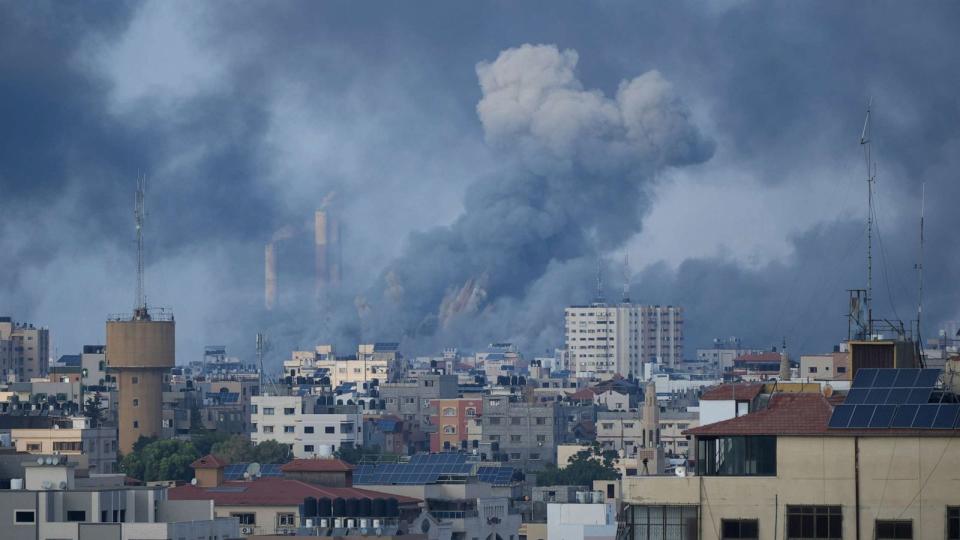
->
476;44;712;176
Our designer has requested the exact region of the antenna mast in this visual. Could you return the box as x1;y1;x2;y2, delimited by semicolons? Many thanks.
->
622;253;631;303
916;183;925;350
133;176;148;320
595;259;605;304
860;101;875;338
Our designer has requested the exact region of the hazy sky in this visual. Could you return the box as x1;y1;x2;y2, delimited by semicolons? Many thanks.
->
2;2;959;365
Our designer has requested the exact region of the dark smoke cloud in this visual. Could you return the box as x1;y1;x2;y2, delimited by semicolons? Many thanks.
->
3;1;960;365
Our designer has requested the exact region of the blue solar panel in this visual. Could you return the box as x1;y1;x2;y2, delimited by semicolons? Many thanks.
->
893;369;919;387
891;405;918;428
912;404;939;428
869;405;896;428
852;368;877;388
916;369;941;388
907;388;931;404
885;388;911;404
845;388;868;405
932;404;960;429
865;388;890;404
848;405;876;428
874;369;898;387
828;404;854;428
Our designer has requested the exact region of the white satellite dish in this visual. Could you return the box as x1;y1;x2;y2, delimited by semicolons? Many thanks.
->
675;466;687;477
58;481;67;489
41;480;53;489
37;457;44;465
246;462;261;478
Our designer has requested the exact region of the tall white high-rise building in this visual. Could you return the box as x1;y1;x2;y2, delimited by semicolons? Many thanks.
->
564;303;683;378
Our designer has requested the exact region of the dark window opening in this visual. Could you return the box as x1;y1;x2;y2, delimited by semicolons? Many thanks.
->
66;510;86;522
15;511;35;523
949;507;960;540
722;519;759;539
875;520;912;539
696;436;776;476
785;506;841;539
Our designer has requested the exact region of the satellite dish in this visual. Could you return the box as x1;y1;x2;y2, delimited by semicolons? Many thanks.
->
46;457;55;465
675;466;687;477
58;481;67;489
37;457;45;465
41;480;53;489
823;384;834;398
191;478;198;486
246;462;261;478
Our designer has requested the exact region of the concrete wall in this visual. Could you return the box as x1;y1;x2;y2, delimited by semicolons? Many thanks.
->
618;434;960;540
0;490;38;540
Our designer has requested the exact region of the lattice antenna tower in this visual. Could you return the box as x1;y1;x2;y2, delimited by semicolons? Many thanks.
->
133;175;148;320
859;101;876;337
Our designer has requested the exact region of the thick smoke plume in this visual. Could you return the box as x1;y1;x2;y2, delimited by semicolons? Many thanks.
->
360;44;713;353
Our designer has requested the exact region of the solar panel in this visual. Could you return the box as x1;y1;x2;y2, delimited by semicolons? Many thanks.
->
912;404;940;428
890;405;918;428
885;388;911;404
828;404;854;428
852;368;877;388
893;369;919;387
873;369;898;387
848;405;876;428
865;388;890;404
916;369;941;388
869;405;896;428
845;388;868;405
907;388;931;404
932;404;960;429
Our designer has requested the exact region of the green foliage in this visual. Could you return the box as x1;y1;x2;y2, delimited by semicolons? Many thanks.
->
208;436;291;465
83;392;105;428
121;438;199;482
191;430;230;456
536;444;619;487
334;444;397;464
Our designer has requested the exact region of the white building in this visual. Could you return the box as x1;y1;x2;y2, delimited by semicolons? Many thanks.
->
250;395;362;457
547;500;617;540
283;343;397;387
565;303;683;378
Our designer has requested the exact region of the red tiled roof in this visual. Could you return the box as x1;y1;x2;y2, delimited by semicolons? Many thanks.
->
686;393;833;436
168;477;419;506
735;352;782;363
568;388;597;400
700;383;764;401
191;454;229;469
280;458;353;473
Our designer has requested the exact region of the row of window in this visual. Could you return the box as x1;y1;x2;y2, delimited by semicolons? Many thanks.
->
255;424;350;434
628;505;960;539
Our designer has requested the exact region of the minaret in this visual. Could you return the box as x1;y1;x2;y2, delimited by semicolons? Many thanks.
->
779;338;791;381
106;177;175;454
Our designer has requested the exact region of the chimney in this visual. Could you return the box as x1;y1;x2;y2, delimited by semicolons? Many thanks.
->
265;243;277;310
779;339;791;381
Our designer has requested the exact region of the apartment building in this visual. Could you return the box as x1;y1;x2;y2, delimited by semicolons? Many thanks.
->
251;394;362;457
284;343;400;387
799;352;851;381
0;317;50;382
430;397;483;452
480;397;565;468
607;368;960;540
0;456;237;540
565;303;683;379
381;373;458;452
10;417;117;473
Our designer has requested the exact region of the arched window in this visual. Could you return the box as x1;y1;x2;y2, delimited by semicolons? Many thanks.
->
442;425;456;434
443;407;457;417
465;407;477;417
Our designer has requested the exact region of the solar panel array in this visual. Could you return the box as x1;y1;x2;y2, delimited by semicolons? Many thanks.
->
353;453;472;485
477;466;515;485
828;368;960;429
223;463;284;481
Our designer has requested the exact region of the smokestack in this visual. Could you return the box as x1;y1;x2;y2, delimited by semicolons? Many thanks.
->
265;243;277;310
779;338;791;381
315;209;342;296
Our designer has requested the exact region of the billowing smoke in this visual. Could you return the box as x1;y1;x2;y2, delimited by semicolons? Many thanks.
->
359;44;713;353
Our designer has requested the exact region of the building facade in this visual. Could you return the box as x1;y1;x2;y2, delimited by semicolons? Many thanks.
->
250;395;362;457
565;303;683;379
0;317;50;382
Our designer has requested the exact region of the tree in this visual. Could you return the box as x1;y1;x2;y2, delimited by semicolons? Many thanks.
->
251;439;292;464
211;435;254;463
535;444;619;486
83;392;105;428
121;439;199;482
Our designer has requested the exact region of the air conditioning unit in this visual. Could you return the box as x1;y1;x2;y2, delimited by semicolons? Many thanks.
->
371;519;381;528
319;518;329;527
346;518;356;528
240;526;253;534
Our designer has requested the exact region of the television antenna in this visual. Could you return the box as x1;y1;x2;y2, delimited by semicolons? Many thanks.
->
859;101;876;337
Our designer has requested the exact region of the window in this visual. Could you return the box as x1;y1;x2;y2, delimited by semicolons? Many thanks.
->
630;505;698;539
251;405;258;414
54;441;82;452
232;513;256;525
263;407;275;415
325;426;335;434
949;508;960;540
875;520;912;539
26;443;41;451
133;420;139;428
131;376;139;384
489;417;501;425
809;367;818;373
837;367;847;373
466;407;477;416
510;452;521;459
511;435;522;443
536;417;547;425
696;436;776;476
284;426;295;433
536;435;546;442
601;423;614;430
66;510;86;522
14;510;35;524
304;445;314;453
489;435;501;441
443;407;457;417
263;425;274;433
529;453;540;460
284;407;296;415
511;417;521;425
443;425;456;434
278;513;296;526
722;519;759;539
304;426;314;434
785;506;841;539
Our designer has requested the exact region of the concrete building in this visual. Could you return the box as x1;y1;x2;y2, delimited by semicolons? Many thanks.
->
251;394;362;457
285;343;399;387
607;377;960;540
547;500;618;540
429;398;482;452
480;397;565;468
11;417;117;473
0;456;237;540
105;310;175;455
79;345;109;390
697;383;763;427
800;351;851;381
658;410;697;457
565;303;683;379
381;373;458;452
0;317;50;382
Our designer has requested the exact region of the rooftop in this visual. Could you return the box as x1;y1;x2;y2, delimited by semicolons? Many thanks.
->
280;458;353;473
700;383;764;401
169;477;419;506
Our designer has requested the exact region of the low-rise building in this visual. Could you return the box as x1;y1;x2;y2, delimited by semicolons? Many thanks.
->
10;417;117;473
251;394;362;457
799;351;851;381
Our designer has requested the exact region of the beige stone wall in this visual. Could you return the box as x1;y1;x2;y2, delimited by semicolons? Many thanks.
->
106;320;175;369
616;435;960;540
